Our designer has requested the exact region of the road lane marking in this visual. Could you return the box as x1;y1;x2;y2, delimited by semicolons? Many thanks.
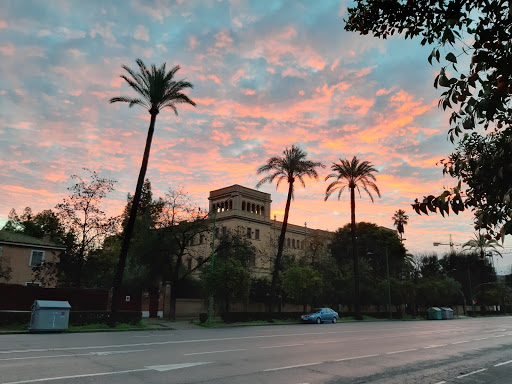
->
2;362;211;383
0;350;149;362
335;354;379;361
494;360;512;367
184;348;246;356
434;381;446;384
146;362;211;371
451;340;469;344
456;368;487;378
3;369;150;384
423;345;446;349
261;344;304;349
264;362;323;372
386;348;418;355
314;339;347;344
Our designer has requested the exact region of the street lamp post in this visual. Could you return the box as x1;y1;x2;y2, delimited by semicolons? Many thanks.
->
367;247;392;320
385;247;392;320
207;208;217;325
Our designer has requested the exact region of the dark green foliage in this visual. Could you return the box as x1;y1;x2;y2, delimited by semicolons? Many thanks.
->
221;312;303;323
282;264;323;311
69;311;142;326
345;1;512;235
201;231;255;313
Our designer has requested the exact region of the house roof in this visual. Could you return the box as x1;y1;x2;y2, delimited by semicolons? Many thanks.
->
0;231;66;250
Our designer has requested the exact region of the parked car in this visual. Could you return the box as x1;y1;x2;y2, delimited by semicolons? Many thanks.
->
301;308;339;324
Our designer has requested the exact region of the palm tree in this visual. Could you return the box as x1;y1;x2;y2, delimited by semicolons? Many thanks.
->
256;145;324;313
462;233;503;259
324;156;380;320
392;209;409;242
109;59;195;322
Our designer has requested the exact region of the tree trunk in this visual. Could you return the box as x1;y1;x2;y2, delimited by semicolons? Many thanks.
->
268;180;294;314
169;283;177;320
110;112;157;326
350;186;362;320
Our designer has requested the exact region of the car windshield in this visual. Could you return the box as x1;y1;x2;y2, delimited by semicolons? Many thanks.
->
312;308;322;313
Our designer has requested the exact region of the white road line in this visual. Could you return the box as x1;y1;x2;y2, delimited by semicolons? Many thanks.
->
335;354;379;362
0;349;149;362
314;339;347;344
472;338;488;341
451;340;469;344
261;344;304;349
264;362;323;372
423;345;446;349
434;381;446;384
386;348;418;355
184;348;246;356
3;369;149;384
456;368;487;378
494;359;512;367
2;362;211;384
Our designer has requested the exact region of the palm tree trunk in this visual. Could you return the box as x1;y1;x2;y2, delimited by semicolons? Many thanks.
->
269;180;294;314
110;112;157;326
350;186;362;320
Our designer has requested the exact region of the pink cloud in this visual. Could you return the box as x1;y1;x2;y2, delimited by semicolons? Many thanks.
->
0;43;15;56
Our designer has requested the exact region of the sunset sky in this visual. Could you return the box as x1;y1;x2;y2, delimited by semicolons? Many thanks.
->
1;0;511;273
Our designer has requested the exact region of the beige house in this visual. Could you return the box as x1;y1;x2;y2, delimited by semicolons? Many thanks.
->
0;231;66;287
186;185;333;275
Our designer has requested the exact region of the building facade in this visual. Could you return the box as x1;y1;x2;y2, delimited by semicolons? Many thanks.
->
186;185;333;275
0;231;66;287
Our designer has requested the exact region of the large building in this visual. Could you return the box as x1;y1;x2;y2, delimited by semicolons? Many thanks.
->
187;185;333;275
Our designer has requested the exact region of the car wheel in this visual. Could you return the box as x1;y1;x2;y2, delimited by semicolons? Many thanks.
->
332;316;337;324
316;317;321;324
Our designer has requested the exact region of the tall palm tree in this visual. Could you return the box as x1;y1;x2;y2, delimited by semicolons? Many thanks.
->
256;145;324;313
392;209;409;242
109;59;195;322
462;233;503;259
324;156;380;320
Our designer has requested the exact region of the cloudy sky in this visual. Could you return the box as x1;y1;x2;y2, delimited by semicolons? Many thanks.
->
1;0;510;273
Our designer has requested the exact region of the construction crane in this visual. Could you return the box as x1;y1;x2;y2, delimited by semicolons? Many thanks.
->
433;234;462;252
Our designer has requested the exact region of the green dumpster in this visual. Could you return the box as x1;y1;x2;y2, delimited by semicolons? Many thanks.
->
427;307;442;320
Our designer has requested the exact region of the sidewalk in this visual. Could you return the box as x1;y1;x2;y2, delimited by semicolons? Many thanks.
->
144;317;203;330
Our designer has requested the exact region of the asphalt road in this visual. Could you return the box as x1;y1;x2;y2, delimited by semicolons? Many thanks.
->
1;317;511;383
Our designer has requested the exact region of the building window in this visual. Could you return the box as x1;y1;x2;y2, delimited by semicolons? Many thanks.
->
287;238;290;247
229;200;233;210
256;205;260;214
215;227;219;239
29;250;44;267
200;234;204;244
252;204;255;213
247;202;251;212
250;254;256;267
255;229;260;240
242;201;246;210
261;206;265;216
292;239;295;248
247;227;252;239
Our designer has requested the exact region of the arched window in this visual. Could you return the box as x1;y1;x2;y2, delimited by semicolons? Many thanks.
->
242;201;246;210
287;238;290;247
225;200;229;210
256;205;260;214
252;204;255;213
247;202;250;212
292;239;295;248
229;200;233;210
261;206;265;216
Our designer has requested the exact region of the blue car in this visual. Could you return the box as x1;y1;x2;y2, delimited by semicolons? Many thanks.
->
301;308;339;324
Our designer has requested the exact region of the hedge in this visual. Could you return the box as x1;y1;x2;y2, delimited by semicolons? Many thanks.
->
220;312;304;323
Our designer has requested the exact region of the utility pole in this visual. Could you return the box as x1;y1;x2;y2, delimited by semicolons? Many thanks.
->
207;208;217;325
